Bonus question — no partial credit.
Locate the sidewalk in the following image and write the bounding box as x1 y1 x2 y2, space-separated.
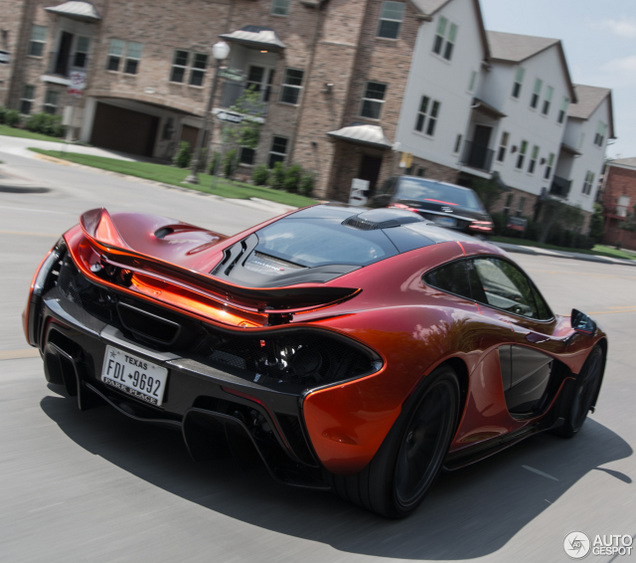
494 241 636 267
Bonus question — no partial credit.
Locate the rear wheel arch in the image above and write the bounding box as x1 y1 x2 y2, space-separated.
328 363 462 518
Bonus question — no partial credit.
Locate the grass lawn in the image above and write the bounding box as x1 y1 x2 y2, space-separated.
29 148 317 208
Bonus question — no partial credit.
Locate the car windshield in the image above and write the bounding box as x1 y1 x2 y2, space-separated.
254 219 397 267
395 178 484 211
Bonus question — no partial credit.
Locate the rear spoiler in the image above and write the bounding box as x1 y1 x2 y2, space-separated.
76 208 360 316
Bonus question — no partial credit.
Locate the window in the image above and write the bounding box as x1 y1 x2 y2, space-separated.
280 68 304 104
414 95 440 136
189 53 208 86
582 171 594 195
468 70 477 92
43 89 58 114
528 145 539 174
239 146 256 166
170 50 206 85
557 96 569 124
170 50 188 82
106 39 125 71
108 40 143 74
268 136 288 168
516 196 526 217
504 193 514 214
578 133 585 149
594 121 607 147
542 85 553 115
424 257 552 320
377 1 405 39
544 153 555 180
20 85 35 114
432 16 457 60
497 131 509 162
29 25 47 57
73 36 91 68
516 140 527 169
360 82 386 119
530 78 542 109
124 42 143 74
454 134 462 153
617 195 630 217
271 0 290 16
512 67 524 98
424 259 481 301
472 258 552 319
246 66 275 102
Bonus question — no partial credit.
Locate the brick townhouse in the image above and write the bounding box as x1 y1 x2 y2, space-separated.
0 0 615 228
601 158 636 250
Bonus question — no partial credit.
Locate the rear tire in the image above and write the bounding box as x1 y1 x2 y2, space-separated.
329 366 459 518
554 345 604 438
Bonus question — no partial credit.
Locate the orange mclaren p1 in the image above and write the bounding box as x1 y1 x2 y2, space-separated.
24 204 606 517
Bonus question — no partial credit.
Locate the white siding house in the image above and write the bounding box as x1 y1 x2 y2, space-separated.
563 84 614 213
481 32 577 200
395 0 489 172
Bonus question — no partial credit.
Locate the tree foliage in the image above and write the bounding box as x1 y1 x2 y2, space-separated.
620 204 636 232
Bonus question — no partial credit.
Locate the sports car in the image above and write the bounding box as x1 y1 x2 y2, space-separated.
23 204 606 518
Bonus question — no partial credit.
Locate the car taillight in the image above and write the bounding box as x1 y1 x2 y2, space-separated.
23 239 67 345
469 221 494 232
389 203 420 214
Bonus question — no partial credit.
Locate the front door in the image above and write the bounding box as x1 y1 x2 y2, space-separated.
358 154 383 195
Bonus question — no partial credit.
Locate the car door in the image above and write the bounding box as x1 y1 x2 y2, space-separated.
471 257 566 415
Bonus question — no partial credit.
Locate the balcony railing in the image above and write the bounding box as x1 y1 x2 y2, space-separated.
550 175 571 198
460 140 494 172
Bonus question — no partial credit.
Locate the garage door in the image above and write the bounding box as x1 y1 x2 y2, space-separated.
91 103 159 157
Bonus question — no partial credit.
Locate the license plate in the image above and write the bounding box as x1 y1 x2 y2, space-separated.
433 216 457 228
101 346 168 406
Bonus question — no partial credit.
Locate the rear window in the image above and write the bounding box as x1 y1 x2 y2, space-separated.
396 178 484 211
255 219 398 267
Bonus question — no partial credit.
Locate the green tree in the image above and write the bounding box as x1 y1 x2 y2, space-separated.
620 204 636 232
224 87 264 154
588 202 605 241
537 198 584 244
471 172 506 213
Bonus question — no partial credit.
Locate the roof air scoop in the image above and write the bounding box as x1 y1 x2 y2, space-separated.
342 208 425 230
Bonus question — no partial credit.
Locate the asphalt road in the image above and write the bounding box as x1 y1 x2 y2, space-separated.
1 139 634 563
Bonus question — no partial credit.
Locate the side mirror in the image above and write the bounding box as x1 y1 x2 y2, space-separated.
571 308 597 335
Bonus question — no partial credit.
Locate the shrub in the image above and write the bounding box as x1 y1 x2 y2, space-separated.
208 152 221 175
283 163 303 193
252 163 269 185
173 141 191 168
298 172 315 197
23 113 64 137
0 106 6 124
222 149 238 179
4 109 21 127
268 161 286 190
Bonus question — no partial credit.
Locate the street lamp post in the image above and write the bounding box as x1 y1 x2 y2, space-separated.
184 40 230 184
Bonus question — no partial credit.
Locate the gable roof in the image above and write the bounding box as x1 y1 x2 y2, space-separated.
486 30 576 102
569 84 615 139
410 0 490 59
